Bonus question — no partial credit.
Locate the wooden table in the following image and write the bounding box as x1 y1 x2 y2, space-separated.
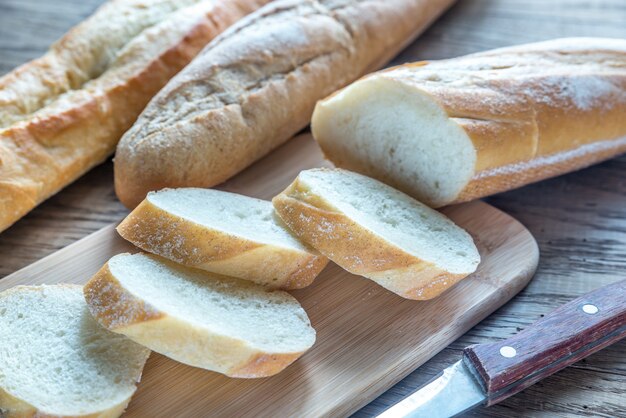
1 0 624 416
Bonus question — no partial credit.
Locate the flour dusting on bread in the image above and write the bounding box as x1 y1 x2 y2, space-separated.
313 38 626 207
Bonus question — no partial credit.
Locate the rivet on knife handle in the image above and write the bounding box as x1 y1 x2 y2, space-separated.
463 279 626 406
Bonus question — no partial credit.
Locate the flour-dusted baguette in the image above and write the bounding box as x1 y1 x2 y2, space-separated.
272 168 480 300
117 188 328 289
84 252 316 377
0 0 270 233
312 38 626 208
114 0 457 208
0 285 150 418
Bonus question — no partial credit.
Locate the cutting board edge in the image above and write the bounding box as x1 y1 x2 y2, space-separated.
338 257 538 418
324 202 540 417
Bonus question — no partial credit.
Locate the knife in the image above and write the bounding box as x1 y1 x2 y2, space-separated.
377 279 626 418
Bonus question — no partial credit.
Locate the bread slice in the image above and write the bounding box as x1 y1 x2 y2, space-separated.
117 188 328 290
84 252 316 378
0 285 150 418
311 38 626 208
272 168 481 300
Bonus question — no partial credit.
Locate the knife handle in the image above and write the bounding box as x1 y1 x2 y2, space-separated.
463 279 626 406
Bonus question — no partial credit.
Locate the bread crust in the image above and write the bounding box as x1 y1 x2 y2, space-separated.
116 196 328 289
84 256 313 378
0 388 35 418
272 174 469 300
313 38 626 207
0 0 269 233
114 0 457 208
0 389 129 418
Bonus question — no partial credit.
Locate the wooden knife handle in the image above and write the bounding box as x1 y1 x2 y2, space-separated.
463 279 626 406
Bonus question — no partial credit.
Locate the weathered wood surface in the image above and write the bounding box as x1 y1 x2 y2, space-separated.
0 0 625 416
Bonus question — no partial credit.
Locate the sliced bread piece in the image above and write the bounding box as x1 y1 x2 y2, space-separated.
0 285 150 418
272 168 481 300
84 252 316 378
117 188 328 289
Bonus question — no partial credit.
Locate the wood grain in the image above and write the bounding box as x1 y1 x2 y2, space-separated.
1 0 625 417
0 134 539 417
464 279 626 405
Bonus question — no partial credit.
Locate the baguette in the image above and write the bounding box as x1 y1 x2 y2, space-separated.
0 0 270 233
84 252 316 378
0 285 150 418
311 38 626 207
272 168 480 300
117 188 328 289
114 0 457 208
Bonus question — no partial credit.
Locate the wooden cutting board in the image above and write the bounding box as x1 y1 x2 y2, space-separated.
1 134 539 418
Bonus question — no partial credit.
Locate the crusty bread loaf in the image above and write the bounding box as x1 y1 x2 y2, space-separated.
0 285 150 418
312 38 626 208
84 252 316 378
114 0 457 208
0 0 269 233
272 168 480 300
117 188 328 289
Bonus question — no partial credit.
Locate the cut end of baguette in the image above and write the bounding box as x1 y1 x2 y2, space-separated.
312 75 477 208
273 168 480 300
85 253 316 378
0 285 150 418
117 188 328 289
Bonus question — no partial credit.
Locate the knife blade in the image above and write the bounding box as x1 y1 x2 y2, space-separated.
377 279 626 418
378 360 484 418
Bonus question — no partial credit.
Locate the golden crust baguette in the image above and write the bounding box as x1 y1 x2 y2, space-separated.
117 188 328 289
84 252 316 378
114 0 457 208
272 168 480 300
0 0 269 233
311 37 626 207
